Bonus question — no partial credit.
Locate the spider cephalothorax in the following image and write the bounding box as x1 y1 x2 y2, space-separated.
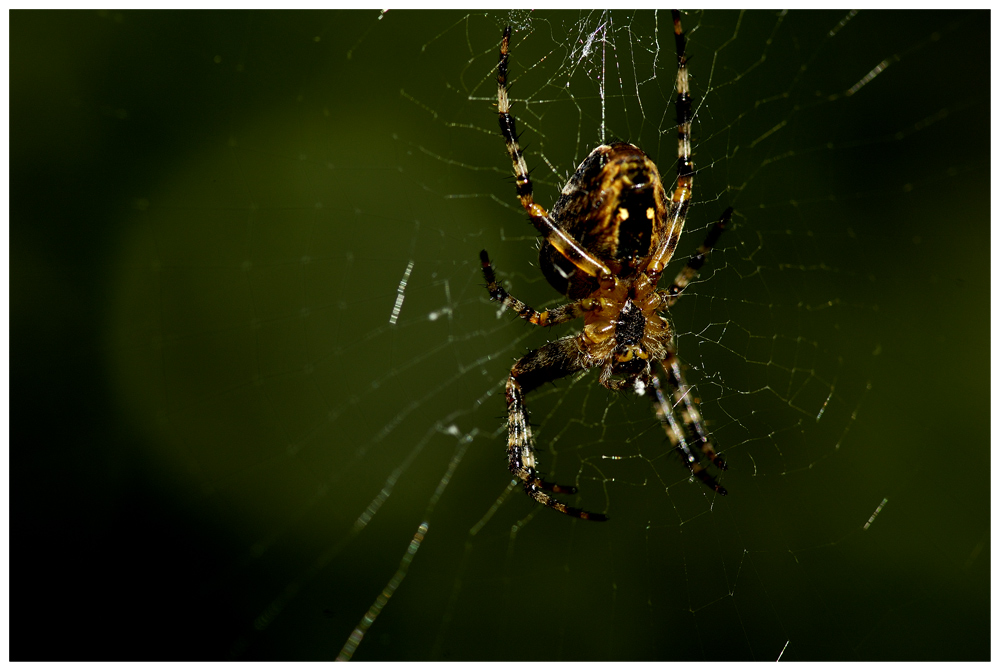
481 13 732 522
574 272 668 392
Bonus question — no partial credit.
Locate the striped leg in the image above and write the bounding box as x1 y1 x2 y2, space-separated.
650 357 727 495
659 207 732 307
496 26 612 281
506 337 609 521
480 250 604 326
647 10 695 278
662 354 728 473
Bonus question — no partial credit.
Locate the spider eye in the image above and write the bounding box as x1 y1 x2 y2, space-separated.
615 345 649 363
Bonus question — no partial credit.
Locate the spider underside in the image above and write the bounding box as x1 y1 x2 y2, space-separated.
481 12 732 521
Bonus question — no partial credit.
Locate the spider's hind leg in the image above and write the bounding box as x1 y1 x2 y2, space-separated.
495 27 612 281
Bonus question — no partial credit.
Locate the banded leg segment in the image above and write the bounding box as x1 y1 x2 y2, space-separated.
648 10 695 278
496 26 612 281
506 337 609 521
660 207 732 307
650 357 726 495
480 250 604 326
661 354 728 472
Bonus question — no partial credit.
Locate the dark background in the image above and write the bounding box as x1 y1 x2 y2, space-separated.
12 10 989 660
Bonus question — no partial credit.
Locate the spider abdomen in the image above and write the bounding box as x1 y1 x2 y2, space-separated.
540 143 669 298
614 184 656 262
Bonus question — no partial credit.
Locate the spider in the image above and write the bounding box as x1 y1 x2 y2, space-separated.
480 12 732 522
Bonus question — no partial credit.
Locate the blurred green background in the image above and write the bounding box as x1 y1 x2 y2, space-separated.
12 10 989 660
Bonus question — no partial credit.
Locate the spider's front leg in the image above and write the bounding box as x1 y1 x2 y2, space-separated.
650 356 727 495
505 336 608 522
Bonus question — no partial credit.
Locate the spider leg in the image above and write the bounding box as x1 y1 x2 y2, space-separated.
662 354 728 472
659 207 732 308
506 336 609 521
480 250 604 326
496 27 612 282
650 357 727 495
648 10 695 278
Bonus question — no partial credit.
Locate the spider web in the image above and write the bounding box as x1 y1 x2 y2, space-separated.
18 9 988 662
